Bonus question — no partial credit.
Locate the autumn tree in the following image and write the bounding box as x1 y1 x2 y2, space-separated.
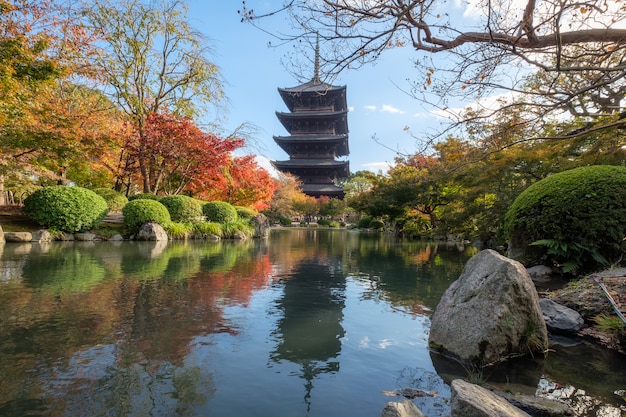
85 0 223 193
264 172 306 221
198 154 278 210
241 0 626 141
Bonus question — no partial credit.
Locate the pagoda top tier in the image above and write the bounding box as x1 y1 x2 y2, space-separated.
278 81 347 113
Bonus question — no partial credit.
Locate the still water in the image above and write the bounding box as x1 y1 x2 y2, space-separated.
0 228 624 417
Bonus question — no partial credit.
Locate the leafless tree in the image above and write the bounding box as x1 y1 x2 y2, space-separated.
240 0 626 143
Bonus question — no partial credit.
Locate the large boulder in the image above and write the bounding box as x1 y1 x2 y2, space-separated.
539 298 584 334
429 249 548 364
135 222 168 241
450 379 532 417
252 213 270 238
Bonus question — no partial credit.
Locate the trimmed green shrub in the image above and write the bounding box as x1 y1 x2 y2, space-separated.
504 165 626 273
279 216 292 226
357 217 373 229
128 193 161 201
317 219 331 226
93 188 128 212
235 206 257 221
122 199 171 232
159 195 203 222
369 219 385 230
328 221 341 228
23 185 108 233
203 201 238 223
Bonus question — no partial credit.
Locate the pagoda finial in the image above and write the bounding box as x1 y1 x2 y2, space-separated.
313 34 320 83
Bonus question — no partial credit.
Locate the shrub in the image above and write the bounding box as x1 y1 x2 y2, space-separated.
93 188 128 212
128 193 160 201
122 199 171 232
221 220 254 239
159 195 203 222
505 165 626 273
279 216 292 226
328 220 341 228
192 221 223 238
369 219 385 230
23 185 108 233
357 217 373 229
235 206 257 221
162 221 193 239
317 219 331 226
203 201 238 223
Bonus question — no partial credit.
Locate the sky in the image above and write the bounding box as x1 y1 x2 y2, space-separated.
185 1 453 176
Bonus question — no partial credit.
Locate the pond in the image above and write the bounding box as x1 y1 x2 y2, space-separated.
0 228 624 417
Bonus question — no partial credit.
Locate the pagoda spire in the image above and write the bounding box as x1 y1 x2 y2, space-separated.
313 35 320 83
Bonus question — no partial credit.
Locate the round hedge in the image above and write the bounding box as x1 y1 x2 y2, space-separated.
23 185 109 233
128 193 161 201
357 217 373 229
235 206 257 221
202 201 238 223
122 199 171 231
504 165 626 271
93 188 128 212
159 195 203 222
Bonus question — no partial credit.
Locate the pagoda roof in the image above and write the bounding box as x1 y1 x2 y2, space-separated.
273 134 349 157
272 159 350 178
278 81 347 112
276 110 348 134
301 183 345 198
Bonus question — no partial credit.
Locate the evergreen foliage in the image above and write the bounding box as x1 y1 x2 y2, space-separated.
128 193 161 201
235 206 257 221
203 201 238 223
23 186 109 233
159 195 203 222
93 188 128 212
357 217 373 229
122 199 171 232
505 165 626 273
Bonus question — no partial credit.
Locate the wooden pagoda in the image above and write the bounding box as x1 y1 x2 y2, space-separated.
272 51 350 198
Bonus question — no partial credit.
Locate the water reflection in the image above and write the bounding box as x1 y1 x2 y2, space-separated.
0 230 624 417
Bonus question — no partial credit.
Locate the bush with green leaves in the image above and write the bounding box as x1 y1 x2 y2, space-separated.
222 220 254 239
369 219 385 230
317 219 331 226
203 201 238 223
122 199 171 232
235 206 257 221
128 193 161 201
23 185 108 233
192 221 223 238
357 217 373 229
505 165 626 273
93 188 128 212
159 195 203 222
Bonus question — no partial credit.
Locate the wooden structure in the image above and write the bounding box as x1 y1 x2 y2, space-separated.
272 54 350 198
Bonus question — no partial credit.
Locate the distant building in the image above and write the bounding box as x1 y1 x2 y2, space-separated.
272 53 350 199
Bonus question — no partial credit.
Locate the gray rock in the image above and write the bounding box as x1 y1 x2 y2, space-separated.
539 298 584 334
253 213 270 238
450 379 532 417
4 232 32 242
233 231 248 240
31 230 52 243
381 400 426 417
496 390 573 417
75 232 96 241
429 249 548 364
527 265 556 282
0 224 4 243
135 222 168 241
108 234 124 241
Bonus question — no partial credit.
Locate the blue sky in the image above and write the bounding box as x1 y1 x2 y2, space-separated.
186 1 452 175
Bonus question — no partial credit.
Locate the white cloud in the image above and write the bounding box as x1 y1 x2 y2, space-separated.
364 105 377 111
348 106 355 112
362 161 393 173
381 104 405 114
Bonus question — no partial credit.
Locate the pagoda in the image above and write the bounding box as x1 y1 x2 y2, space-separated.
272 47 350 199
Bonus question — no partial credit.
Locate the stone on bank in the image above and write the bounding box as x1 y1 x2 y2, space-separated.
428 249 548 364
